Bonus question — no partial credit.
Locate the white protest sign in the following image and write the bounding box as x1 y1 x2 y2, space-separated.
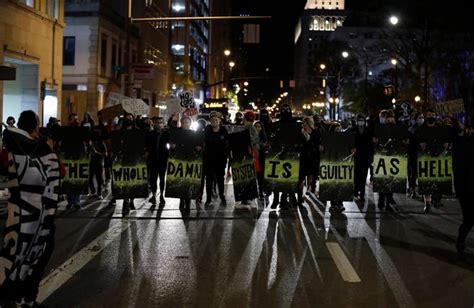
122 99 149 116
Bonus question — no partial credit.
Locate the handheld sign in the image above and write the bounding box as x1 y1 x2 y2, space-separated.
229 129 258 201
264 122 301 192
373 124 409 193
319 132 355 202
165 128 204 199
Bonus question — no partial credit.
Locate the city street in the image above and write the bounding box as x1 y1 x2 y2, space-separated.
2 181 472 308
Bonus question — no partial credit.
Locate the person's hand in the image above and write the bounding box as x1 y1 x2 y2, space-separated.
319 145 325 153
419 142 427 151
351 148 356 154
372 137 379 144
196 145 202 151
170 143 176 149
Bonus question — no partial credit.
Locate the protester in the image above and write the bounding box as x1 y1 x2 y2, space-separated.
6 116 15 128
416 108 450 213
65 113 82 209
353 113 373 202
88 130 107 199
300 117 319 198
0 110 65 307
81 112 95 131
254 121 267 199
452 120 474 260
145 116 169 207
203 111 228 206
234 112 243 125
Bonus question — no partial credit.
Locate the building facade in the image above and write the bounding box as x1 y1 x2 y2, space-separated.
169 0 209 106
294 0 346 107
62 0 170 122
0 0 64 125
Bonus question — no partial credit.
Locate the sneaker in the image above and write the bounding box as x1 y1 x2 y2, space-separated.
205 200 212 206
220 198 227 206
423 203 432 213
234 202 248 210
388 196 396 205
148 195 156 205
159 196 166 206
128 201 136 210
270 200 279 209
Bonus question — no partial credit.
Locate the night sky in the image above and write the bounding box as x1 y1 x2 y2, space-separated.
238 0 472 80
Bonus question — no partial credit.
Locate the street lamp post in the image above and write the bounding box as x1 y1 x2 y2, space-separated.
391 58 398 99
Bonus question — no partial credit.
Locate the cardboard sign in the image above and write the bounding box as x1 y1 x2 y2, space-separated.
432 98 465 115
122 98 149 116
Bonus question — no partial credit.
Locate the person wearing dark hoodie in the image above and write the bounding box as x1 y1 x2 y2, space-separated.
204 111 229 206
145 117 170 207
270 104 301 209
353 113 373 202
452 120 474 260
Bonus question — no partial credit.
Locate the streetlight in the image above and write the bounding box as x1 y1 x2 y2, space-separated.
342 51 349 58
224 49 231 57
320 63 326 70
391 58 398 98
414 95 421 102
243 81 249 87
389 15 399 25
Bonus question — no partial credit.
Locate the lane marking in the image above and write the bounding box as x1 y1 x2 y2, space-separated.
37 204 155 303
326 242 361 283
306 194 417 308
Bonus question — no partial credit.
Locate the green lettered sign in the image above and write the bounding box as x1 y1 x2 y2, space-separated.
112 164 148 199
165 159 203 199
232 157 258 201
264 155 300 193
417 155 452 195
62 159 89 194
318 160 354 201
373 154 408 193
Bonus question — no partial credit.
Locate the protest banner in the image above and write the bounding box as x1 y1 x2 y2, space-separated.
373 124 409 193
416 126 453 195
432 98 465 116
165 128 204 199
319 132 354 201
264 122 301 192
228 129 258 201
111 130 148 199
57 127 89 194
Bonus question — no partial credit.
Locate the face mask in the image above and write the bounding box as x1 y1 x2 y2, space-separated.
426 117 436 125
379 118 386 124
357 120 365 127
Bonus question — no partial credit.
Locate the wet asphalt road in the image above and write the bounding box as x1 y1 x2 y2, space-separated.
1 181 473 308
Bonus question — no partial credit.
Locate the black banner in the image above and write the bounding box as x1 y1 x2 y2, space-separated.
165 128 204 199
111 130 148 199
264 122 301 192
229 129 258 201
319 132 354 201
56 127 89 194
373 124 409 193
